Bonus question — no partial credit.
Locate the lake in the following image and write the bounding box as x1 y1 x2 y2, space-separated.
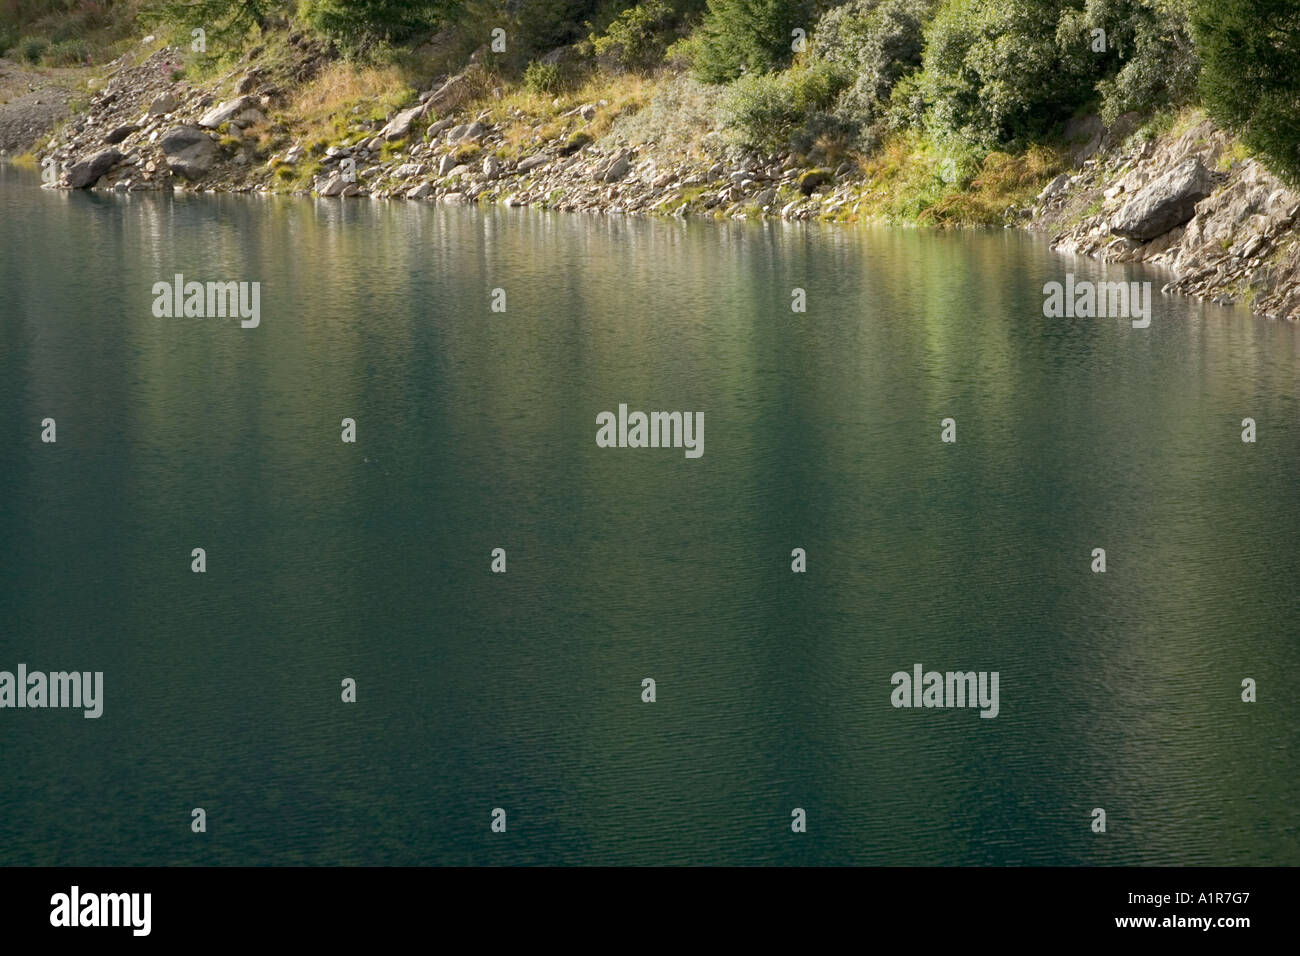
1 163 1298 865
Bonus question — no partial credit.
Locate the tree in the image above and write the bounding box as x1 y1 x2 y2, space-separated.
1193 0 1300 182
687 0 817 83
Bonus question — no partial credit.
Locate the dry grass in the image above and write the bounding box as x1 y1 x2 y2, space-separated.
281 60 414 148
848 132 1066 226
480 69 657 157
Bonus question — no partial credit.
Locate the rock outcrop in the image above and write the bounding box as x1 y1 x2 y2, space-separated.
1035 116 1300 320
1110 157 1215 240
66 147 123 187
159 125 217 179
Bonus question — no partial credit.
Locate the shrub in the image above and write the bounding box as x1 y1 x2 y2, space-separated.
142 0 277 48
17 34 47 63
814 0 936 100
1193 0 1300 182
812 0 937 147
916 0 1097 148
45 37 90 65
591 0 678 71
687 0 817 83
720 58 851 151
1058 0 1199 126
299 0 453 47
523 60 562 93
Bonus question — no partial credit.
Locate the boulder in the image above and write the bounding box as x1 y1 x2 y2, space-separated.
1111 157 1215 240
426 117 456 140
148 92 177 116
1037 173 1071 204
798 168 832 195
381 104 424 141
66 148 123 188
159 125 218 180
103 124 140 145
517 154 548 173
600 152 630 183
198 96 259 129
426 68 480 115
318 175 347 197
447 120 487 144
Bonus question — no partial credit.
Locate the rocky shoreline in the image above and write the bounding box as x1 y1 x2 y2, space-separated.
14 41 1300 322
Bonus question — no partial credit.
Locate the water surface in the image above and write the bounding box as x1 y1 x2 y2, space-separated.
2 163 1298 865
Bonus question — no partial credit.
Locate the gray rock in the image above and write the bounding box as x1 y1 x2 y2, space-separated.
447 120 487 144
482 155 501 179
426 69 480 114
407 182 434 199
318 175 346 197
198 96 259 129
66 148 123 188
159 125 218 180
1111 157 1215 240
438 154 457 176
1037 173 1071 204
425 116 456 140
1065 115 1105 163
381 104 424 141
517 154 548 173
103 123 140 145
148 92 177 116
601 153 630 183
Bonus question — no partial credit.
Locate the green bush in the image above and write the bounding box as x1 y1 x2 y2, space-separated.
523 60 562 93
45 37 90 65
812 0 937 147
17 34 47 63
686 0 817 83
591 0 677 70
142 0 278 47
1193 0 1300 182
720 58 851 150
916 0 1097 148
298 0 454 46
1058 0 1199 126
814 0 936 100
